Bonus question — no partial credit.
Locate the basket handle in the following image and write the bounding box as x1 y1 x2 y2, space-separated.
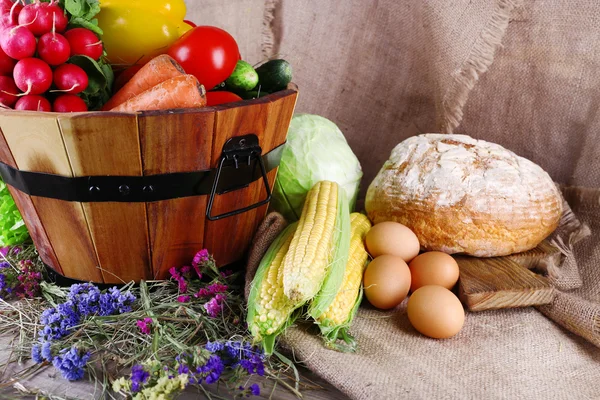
205 135 272 221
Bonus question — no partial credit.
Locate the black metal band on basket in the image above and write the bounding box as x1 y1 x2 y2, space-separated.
0 135 282 220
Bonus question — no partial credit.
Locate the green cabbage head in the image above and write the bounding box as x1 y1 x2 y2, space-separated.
270 114 363 221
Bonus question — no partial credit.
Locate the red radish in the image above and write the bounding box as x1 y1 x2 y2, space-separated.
53 94 87 112
0 0 17 12
0 45 16 75
64 28 103 60
0 75 18 107
14 94 51 111
47 3 68 33
13 58 52 95
18 2 67 36
0 1 23 31
0 25 36 60
0 0 13 10
37 32 70 66
53 63 88 94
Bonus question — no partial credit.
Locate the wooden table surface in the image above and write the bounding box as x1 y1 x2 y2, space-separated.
0 335 347 400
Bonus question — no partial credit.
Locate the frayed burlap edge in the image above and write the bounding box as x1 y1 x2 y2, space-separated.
262 0 281 59
536 185 600 348
244 212 288 300
440 0 524 133
543 188 591 290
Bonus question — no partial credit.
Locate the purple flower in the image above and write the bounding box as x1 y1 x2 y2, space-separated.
170 267 189 293
207 283 228 295
0 273 10 295
205 341 224 353
39 302 81 341
196 354 224 384
98 287 136 316
178 363 190 375
0 261 10 269
250 384 260 396
31 344 43 363
177 295 191 303
41 341 53 361
0 247 9 257
136 318 153 335
180 265 192 275
240 355 265 376
130 364 150 393
69 283 101 315
52 347 90 381
194 288 210 298
220 270 234 279
32 341 54 363
192 249 209 268
203 295 225 318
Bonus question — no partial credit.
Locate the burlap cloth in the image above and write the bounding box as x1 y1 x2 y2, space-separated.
239 0 600 398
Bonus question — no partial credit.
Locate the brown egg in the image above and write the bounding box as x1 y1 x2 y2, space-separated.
363 255 411 309
365 221 420 262
407 285 465 339
409 251 460 292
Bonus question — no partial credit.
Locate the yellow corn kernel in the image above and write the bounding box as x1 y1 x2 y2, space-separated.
248 225 296 342
282 181 339 305
318 213 371 326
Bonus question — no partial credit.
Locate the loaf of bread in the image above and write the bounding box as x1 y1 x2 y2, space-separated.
365 134 563 257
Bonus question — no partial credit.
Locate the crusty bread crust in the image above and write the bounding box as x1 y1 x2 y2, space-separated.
365 134 563 257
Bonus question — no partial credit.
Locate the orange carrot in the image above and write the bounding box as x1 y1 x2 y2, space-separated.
113 65 143 92
109 75 207 112
102 55 185 111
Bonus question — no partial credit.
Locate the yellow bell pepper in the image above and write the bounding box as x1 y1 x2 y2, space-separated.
97 0 191 65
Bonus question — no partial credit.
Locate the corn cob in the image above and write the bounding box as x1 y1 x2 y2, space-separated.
247 223 298 354
309 213 371 350
282 181 351 306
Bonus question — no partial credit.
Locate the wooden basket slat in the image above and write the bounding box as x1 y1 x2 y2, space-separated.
0 86 298 282
203 89 297 266
0 113 102 282
0 127 62 273
138 110 215 279
58 114 151 284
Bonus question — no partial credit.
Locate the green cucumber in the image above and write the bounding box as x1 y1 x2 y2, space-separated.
255 59 292 92
225 60 259 92
239 89 271 100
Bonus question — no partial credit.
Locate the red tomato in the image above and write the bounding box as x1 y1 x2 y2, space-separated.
167 26 239 90
206 91 243 106
183 19 196 28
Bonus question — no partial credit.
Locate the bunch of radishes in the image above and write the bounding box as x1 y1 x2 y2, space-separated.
0 0 102 112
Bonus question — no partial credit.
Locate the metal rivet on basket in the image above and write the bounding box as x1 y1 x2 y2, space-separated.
89 186 100 194
119 185 130 196
143 185 154 194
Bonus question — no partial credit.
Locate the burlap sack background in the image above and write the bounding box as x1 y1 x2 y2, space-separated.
187 0 600 398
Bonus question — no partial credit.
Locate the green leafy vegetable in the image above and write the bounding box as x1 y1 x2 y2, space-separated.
68 17 103 35
69 55 114 110
0 179 29 247
270 114 363 221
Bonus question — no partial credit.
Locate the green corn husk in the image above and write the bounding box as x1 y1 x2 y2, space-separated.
307 190 351 327
0 179 29 247
310 211 369 352
314 280 365 353
247 223 299 355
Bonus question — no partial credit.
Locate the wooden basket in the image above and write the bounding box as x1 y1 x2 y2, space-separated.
0 86 298 284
